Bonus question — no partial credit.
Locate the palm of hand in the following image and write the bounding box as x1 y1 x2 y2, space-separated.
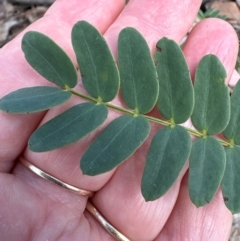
0 0 238 240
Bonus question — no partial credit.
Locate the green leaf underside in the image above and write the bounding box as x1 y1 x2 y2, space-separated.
0 86 71 113
28 103 108 152
223 80 240 144
118 28 159 114
142 125 191 201
191 55 230 135
188 137 226 207
80 115 150 175
222 146 240 213
72 21 119 102
154 37 194 124
22 32 77 89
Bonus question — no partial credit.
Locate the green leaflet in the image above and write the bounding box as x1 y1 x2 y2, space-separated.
222 146 240 213
154 37 194 124
118 27 159 114
142 125 191 201
80 115 150 175
0 86 71 113
188 137 226 207
22 32 77 89
223 80 240 145
28 103 108 152
191 55 230 135
72 21 119 102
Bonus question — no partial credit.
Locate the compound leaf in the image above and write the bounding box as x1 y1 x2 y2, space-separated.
222 146 240 213
28 103 107 152
191 55 230 135
223 80 240 145
72 21 119 102
0 86 71 113
118 27 158 114
142 125 191 201
22 32 77 88
189 137 226 207
81 115 150 175
154 37 194 124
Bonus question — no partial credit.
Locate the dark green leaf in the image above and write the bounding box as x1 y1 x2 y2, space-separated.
188 137 226 207
81 115 150 175
118 27 158 114
208 9 220 18
22 32 77 88
154 37 194 124
72 21 119 102
142 125 191 201
191 55 230 135
222 146 240 213
28 103 107 152
0 86 71 113
223 80 240 144
197 10 205 20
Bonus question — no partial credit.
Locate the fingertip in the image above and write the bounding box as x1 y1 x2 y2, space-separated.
183 18 239 84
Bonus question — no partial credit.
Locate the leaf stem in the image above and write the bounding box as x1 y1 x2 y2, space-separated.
217 138 231 147
143 115 171 126
104 102 135 115
184 127 203 138
70 89 232 147
70 89 98 103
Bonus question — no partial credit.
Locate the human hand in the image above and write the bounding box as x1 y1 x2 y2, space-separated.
0 0 238 240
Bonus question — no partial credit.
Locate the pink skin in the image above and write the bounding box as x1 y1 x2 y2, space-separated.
0 0 238 240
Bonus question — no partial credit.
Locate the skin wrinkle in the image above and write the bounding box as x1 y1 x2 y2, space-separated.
53 215 88 241
131 200 158 237
157 173 232 240
198 206 221 240
28 180 88 240
1 178 40 239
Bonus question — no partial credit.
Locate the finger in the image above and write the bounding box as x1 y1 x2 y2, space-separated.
105 0 201 56
229 69 240 89
0 0 125 172
0 165 116 241
156 173 232 241
155 18 238 241
183 18 238 83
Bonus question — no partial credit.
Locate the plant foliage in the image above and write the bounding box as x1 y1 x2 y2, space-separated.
118 27 158 114
22 32 78 89
197 9 227 20
72 21 119 102
189 137 226 206
154 37 194 124
0 86 72 113
1 21 239 213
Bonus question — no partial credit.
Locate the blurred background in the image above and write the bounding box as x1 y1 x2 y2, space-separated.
0 0 240 240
